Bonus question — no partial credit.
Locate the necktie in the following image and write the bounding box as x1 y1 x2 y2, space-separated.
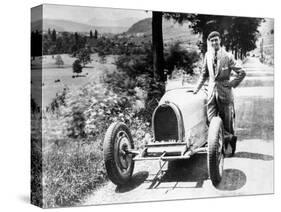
213 50 217 76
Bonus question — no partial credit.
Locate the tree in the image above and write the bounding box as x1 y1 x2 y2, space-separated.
164 13 224 54
74 32 87 50
90 30 93 39
224 17 263 59
94 30 98 39
74 32 79 44
186 14 226 54
72 60 83 74
55 37 63 54
152 11 165 82
51 29 56 42
164 42 200 75
164 13 263 59
48 28 51 36
55 55 64 68
76 48 92 67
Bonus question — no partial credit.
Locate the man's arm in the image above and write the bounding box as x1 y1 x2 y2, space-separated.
194 55 209 94
228 55 246 88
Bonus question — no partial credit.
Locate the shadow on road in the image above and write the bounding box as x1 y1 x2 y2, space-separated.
115 171 149 193
217 169 247 191
114 152 257 193
144 155 209 189
164 154 209 184
234 152 273 161
148 154 247 191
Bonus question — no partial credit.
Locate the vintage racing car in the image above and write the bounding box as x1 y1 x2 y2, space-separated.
103 82 225 188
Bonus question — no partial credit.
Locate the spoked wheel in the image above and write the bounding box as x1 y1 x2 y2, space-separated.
103 122 135 186
207 116 224 187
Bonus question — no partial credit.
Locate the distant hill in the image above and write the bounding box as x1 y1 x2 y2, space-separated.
127 18 200 47
31 19 128 34
88 17 140 28
127 18 152 34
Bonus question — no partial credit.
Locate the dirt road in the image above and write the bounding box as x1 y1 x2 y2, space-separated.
83 57 274 205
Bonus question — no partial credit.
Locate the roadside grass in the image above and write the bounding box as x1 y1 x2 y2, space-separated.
43 139 106 208
41 82 151 208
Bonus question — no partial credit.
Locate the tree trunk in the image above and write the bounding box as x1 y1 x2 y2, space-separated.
152 11 165 82
202 32 208 54
234 47 238 60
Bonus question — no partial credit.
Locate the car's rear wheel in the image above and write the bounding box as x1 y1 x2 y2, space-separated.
103 122 135 186
207 116 224 187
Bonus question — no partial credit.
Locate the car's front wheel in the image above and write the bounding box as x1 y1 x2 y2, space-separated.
103 122 135 186
207 116 224 187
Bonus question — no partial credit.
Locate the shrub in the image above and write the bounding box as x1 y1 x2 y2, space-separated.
105 46 165 122
48 88 68 113
55 55 64 68
42 82 151 207
72 60 82 74
165 41 200 75
76 48 93 67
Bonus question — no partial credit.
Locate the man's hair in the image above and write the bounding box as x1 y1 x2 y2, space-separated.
207 31 221 40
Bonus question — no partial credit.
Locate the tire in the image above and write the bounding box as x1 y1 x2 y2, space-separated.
207 116 224 187
103 122 135 186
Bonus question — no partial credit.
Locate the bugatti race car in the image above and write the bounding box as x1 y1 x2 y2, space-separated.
103 83 225 187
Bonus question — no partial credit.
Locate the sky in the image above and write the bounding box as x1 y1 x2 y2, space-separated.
36 4 152 26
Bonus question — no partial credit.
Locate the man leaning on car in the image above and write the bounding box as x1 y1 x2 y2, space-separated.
193 31 246 156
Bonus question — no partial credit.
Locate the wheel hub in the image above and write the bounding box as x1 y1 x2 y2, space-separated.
116 131 131 171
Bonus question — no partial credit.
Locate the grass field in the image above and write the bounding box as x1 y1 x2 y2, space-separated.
31 54 117 109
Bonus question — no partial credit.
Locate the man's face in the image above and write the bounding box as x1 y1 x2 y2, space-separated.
209 36 221 51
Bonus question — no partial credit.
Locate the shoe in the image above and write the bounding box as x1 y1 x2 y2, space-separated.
230 135 237 156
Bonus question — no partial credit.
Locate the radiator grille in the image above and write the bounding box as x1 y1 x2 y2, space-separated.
154 105 179 141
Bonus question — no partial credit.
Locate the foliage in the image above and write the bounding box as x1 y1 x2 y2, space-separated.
106 54 152 94
76 48 93 67
55 55 64 67
223 17 263 59
89 30 93 39
73 32 87 54
42 82 151 207
42 30 87 55
41 29 150 59
72 60 83 74
47 88 68 113
51 29 56 42
164 13 263 58
105 45 165 122
164 41 200 75
94 30 98 39
43 141 106 207
31 114 43 207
